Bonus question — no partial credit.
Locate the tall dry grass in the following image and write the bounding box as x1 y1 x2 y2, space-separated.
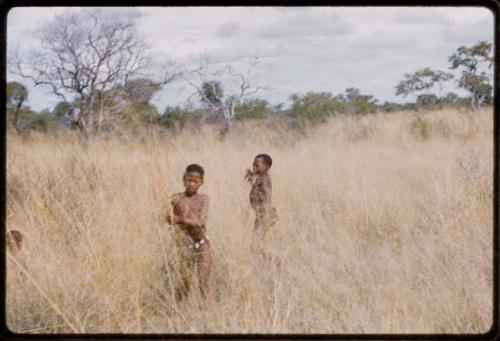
6 108 494 334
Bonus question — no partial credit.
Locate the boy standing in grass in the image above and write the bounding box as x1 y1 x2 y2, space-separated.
246 154 278 262
167 164 211 300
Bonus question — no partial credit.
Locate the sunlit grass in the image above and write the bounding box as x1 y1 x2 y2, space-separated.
6 108 493 333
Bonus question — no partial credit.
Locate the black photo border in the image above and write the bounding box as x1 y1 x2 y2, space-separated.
0 1 498 340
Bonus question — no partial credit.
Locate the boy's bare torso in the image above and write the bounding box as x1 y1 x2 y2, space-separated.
171 192 209 241
249 173 272 210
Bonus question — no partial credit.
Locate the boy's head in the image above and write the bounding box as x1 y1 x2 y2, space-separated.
7 230 23 254
183 164 204 195
253 154 272 175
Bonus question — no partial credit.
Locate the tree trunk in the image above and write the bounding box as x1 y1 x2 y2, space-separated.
77 117 91 139
471 95 480 112
97 92 105 135
218 117 232 139
82 95 97 138
76 103 94 139
13 105 22 134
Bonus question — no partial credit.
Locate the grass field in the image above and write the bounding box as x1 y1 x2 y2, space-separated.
6 108 494 334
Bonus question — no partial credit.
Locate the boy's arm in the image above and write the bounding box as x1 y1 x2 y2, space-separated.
260 176 275 221
261 175 272 206
166 193 182 224
199 195 210 226
170 193 182 208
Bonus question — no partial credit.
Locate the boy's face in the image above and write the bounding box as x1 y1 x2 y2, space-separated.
253 157 269 175
183 171 203 195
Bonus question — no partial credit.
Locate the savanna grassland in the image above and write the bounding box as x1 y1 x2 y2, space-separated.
6 108 494 334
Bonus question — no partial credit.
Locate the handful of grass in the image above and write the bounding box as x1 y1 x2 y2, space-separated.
245 168 255 184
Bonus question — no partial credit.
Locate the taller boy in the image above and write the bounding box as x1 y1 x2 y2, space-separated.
167 164 211 299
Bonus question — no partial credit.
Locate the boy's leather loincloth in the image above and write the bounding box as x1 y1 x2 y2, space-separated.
170 229 210 289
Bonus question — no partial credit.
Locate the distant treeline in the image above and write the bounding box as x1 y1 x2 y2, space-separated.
6 82 487 136
7 8 493 138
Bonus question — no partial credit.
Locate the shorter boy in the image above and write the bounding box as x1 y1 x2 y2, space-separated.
167 164 211 299
247 154 278 261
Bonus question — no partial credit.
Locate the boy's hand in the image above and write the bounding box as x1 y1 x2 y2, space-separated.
245 168 255 183
166 214 177 225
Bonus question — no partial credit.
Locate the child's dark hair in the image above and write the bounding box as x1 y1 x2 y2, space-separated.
256 154 272 168
186 164 205 177
8 230 23 246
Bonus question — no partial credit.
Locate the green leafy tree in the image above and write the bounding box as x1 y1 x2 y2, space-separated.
7 107 33 133
8 106 59 133
52 101 79 129
438 92 470 108
443 92 459 103
289 92 345 124
200 81 224 108
378 101 410 113
343 88 378 115
52 101 72 119
449 41 493 110
273 103 285 112
234 99 272 121
159 106 203 130
416 94 440 108
26 109 60 132
120 102 160 131
123 78 162 104
97 80 163 132
6 81 28 133
395 67 454 106
195 80 228 129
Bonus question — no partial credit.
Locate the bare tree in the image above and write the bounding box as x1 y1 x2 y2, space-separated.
9 8 177 138
182 55 268 136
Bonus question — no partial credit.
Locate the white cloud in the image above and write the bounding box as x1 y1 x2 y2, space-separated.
6 6 494 111
217 21 242 38
255 11 355 39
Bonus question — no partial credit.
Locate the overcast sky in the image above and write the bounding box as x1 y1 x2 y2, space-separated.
7 6 494 112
